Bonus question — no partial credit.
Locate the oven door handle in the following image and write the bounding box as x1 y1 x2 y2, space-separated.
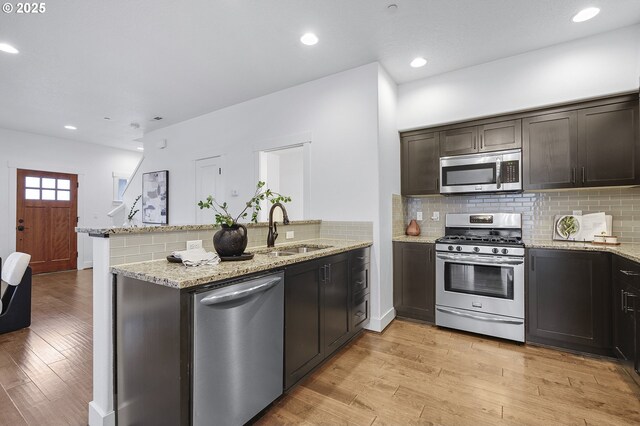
436 253 524 265
437 307 524 325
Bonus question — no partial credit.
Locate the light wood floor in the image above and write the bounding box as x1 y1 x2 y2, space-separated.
259 320 640 425
2 270 640 425
0 269 92 426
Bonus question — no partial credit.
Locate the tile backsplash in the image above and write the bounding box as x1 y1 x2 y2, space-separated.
396 187 640 243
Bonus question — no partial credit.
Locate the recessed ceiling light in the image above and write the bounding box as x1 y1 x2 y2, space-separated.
136 147 144 151
103 117 111 120
572 7 600 22
410 57 427 68
300 33 319 46
0 43 19 54
64 125 77 130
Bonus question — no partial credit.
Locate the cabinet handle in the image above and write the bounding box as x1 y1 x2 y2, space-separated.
530 256 535 271
582 167 585 184
621 270 640 276
327 264 331 282
355 311 365 318
480 134 484 150
355 280 365 286
622 289 626 311
473 136 477 149
571 168 576 184
356 256 366 261
435 177 439 190
625 291 637 313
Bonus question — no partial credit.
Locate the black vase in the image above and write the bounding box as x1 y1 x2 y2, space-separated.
213 224 248 257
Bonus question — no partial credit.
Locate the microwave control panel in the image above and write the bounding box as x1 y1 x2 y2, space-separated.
500 161 520 183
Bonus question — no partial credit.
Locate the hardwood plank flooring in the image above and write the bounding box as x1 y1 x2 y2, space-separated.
2 269 639 425
260 320 640 425
0 269 92 426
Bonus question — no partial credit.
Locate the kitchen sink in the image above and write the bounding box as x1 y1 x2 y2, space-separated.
263 244 331 257
266 251 296 257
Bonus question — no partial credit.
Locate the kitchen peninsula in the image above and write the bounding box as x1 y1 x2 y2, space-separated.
76 220 373 425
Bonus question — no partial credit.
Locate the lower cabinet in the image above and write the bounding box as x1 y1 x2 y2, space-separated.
284 248 370 390
392 242 435 322
612 256 640 386
526 249 612 355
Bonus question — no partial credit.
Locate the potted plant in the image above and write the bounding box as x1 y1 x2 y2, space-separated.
198 181 291 257
123 195 141 227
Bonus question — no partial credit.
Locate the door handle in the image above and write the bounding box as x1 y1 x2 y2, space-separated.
17 225 25 231
199 277 281 305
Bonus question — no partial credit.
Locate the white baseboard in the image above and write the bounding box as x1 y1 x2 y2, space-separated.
80 261 93 270
88 401 115 426
365 307 396 332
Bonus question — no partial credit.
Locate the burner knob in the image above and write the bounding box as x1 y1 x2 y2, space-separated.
492 248 499 254
456 246 462 252
501 248 509 255
473 247 480 253
448 245 454 251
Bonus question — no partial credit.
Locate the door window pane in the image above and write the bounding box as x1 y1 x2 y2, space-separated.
25 177 40 188
42 178 56 189
42 189 56 200
25 188 40 199
57 179 71 190
57 190 70 201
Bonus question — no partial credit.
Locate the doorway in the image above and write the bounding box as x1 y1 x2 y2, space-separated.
16 169 78 274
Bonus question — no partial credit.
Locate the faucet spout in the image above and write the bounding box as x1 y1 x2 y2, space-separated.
267 202 290 247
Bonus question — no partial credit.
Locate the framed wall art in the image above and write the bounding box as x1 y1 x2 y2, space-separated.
142 170 169 224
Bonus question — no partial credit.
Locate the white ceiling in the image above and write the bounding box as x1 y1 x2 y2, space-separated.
1 0 639 151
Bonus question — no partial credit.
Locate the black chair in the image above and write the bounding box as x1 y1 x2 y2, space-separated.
0 256 32 334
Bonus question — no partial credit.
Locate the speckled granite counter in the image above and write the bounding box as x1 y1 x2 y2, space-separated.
392 235 438 244
76 220 321 237
528 241 640 263
111 239 371 289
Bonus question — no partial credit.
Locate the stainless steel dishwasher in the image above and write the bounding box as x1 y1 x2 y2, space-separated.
193 272 284 426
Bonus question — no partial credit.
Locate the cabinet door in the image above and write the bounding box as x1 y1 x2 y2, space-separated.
393 242 435 322
401 132 440 195
527 249 611 355
523 112 578 190
613 257 637 362
578 102 640 187
478 119 522 152
323 253 351 355
284 260 324 390
440 126 478 157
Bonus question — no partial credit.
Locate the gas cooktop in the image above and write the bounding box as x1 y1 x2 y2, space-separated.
436 234 524 247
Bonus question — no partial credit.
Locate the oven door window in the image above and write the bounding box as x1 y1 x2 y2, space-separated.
442 163 496 186
444 262 514 299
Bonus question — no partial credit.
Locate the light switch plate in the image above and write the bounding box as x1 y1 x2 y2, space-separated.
186 240 203 250
431 212 440 221
416 212 423 221
286 231 295 239
573 210 583 216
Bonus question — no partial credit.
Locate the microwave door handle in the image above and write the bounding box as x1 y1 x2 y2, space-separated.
495 158 502 189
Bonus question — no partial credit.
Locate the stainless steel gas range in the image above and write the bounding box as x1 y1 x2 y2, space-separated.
435 213 525 342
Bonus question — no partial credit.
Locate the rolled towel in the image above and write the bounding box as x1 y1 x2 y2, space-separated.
172 248 220 267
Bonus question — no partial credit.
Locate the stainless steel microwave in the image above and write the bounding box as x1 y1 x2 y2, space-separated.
440 149 522 194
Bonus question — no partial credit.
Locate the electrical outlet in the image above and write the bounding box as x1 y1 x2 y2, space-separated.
416 211 423 221
572 210 583 216
286 231 295 239
186 240 202 250
431 211 440 221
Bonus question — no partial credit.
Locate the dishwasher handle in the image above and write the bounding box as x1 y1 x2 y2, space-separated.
200 277 282 305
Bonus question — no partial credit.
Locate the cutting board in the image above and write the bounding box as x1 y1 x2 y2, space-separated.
553 213 612 242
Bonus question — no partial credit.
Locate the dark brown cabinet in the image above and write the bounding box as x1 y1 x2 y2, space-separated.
612 256 640 386
284 248 370 390
401 131 440 195
523 111 578 190
440 120 522 157
393 242 435 323
578 102 639 187
526 249 611 356
524 102 640 190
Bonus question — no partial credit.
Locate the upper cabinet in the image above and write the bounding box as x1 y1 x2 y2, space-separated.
401 131 440 195
440 120 522 157
578 102 639 187
523 101 639 190
523 111 578 190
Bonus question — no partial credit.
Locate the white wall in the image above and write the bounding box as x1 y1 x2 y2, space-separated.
375 64 400 331
398 24 640 130
0 128 141 267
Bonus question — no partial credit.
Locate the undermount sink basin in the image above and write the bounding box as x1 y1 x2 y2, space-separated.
264 245 331 257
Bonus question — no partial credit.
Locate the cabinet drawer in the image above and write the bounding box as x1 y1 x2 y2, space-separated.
352 292 369 329
352 265 369 295
350 247 370 269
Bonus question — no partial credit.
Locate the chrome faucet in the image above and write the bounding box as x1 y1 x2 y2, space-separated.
267 203 290 247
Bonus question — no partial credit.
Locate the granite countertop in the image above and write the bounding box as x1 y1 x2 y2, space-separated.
76 220 321 236
392 235 438 244
111 238 371 289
